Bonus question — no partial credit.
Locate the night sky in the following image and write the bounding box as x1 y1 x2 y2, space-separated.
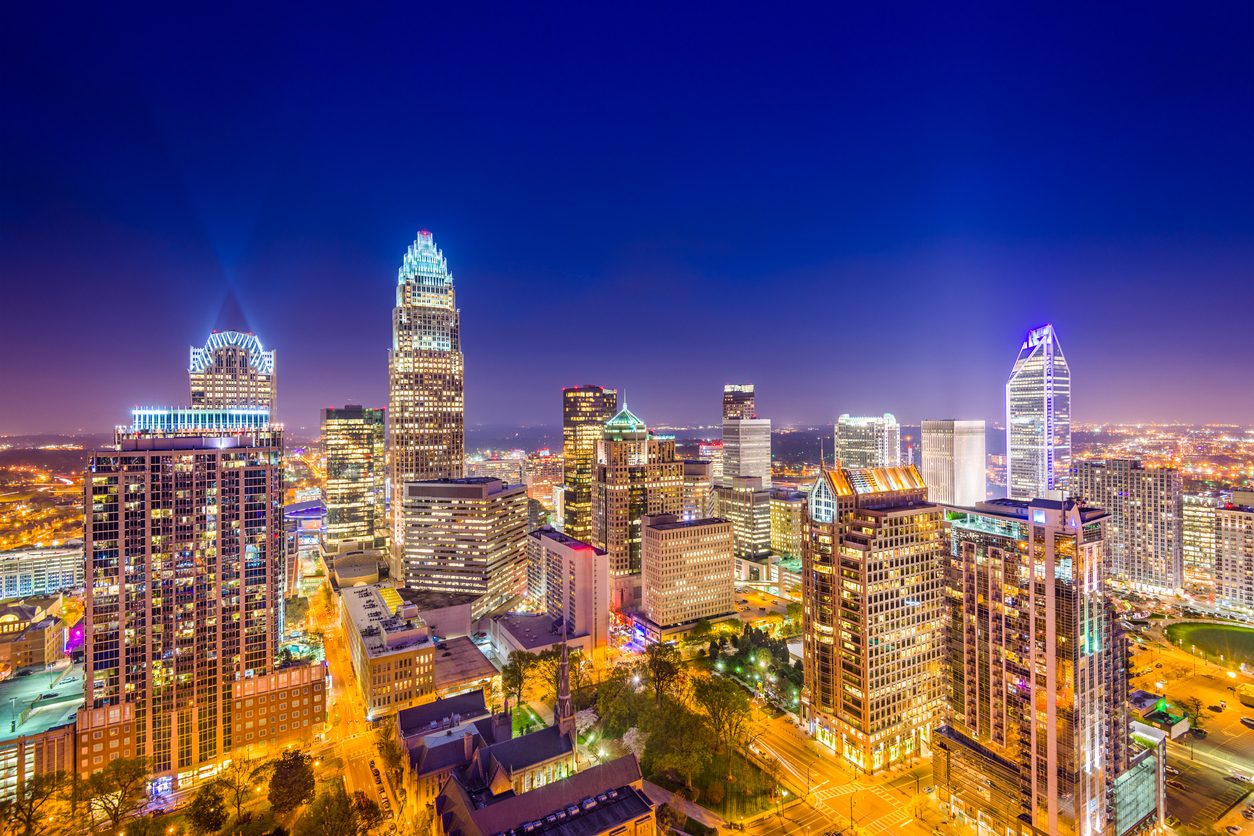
3 4 1251 435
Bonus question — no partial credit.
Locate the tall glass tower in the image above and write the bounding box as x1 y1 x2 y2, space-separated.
389 231 465 544
1006 324 1071 499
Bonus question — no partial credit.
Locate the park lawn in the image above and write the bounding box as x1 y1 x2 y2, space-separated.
1166 622 1254 667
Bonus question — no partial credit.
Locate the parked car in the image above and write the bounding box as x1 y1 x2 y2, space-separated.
1166 780 1185 790
1164 765 1180 776
1241 717 1254 729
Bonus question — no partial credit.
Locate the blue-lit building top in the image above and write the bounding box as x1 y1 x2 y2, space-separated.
129 407 272 433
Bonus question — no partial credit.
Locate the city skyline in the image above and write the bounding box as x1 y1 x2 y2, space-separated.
3 6 1252 434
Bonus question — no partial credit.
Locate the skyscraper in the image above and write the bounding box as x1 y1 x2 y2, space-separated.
920 419 986 506
561 385 618 542
401 477 528 619
1216 502 1254 614
321 405 386 546
189 330 276 411
681 459 715 520
389 231 465 545
591 406 683 609
1006 324 1071 500
1072 459 1183 595
1182 492 1220 594
801 465 945 772
641 514 734 636
937 498 1141 836
722 384 756 419
84 408 323 779
834 414 901 469
713 476 771 559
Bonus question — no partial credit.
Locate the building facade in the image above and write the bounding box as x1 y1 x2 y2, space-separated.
834 414 901 469
523 453 564 511
533 528 611 650
1006 324 1071 500
920 419 986 506
939 499 1133 836
681 459 715 520
321 405 386 546
341 584 436 720
713 476 772 559
389 231 466 545
1071 459 1183 595
0 544 83 599
641 514 734 631
801 465 944 773
769 488 805 559
722 417 772 487
722 383 756 419
1182 492 1220 594
188 330 276 411
1216 503 1254 614
561 385 618 542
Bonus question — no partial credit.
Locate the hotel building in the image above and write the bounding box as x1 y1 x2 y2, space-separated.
321 404 386 545
920 419 986 506
530 528 611 650
1006 324 1071 499
561 385 618 542
188 330 276 411
641 514 735 635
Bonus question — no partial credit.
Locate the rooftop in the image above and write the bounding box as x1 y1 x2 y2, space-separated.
343 585 431 657
434 637 498 691
494 614 584 651
0 663 84 743
398 689 489 738
644 515 729 531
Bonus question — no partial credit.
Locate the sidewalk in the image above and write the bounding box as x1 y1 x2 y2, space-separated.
643 780 728 831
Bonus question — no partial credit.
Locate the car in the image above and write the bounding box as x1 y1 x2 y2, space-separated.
923 785 935 794
1155 662 1163 668
1167 780 1185 790
1165 765 1180 776
1221 700 1228 709
1192 728 1208 738
1226 826 1241 834
1243 809 1254 820
369 759 376 768
1242 717 1254 729
1232 772 1251 783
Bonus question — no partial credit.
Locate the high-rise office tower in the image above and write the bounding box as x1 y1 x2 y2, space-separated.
321 405 386 546
722 421 771 488
84 408 303 777
699 440 724 483
713 476 771 559
681 459 715 520
920 419 986 506
801 465 945 773
389 231 465 545
769 488 805 559
523 453 564 511
722 384 756 420
1071 459 1183 595
591 407 683 609
641 514 734 633
561 386 618 542
1216 502 1254 614
189 330 276 411
1006 324 1071 500
401 478 528 619
1182 492 1220 593
937 499 1141 836
834 414 901 469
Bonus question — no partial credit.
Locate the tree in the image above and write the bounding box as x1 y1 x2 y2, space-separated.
643 703 712 802
351 790 383 832
644 643 683 705
689 619 712 640
215 756 271 823
692 677 751 780
186 785 230 834
85 757 150 831
597 666 643 736
501 651 531 707
293 784 357 836
374 725 405 785
268 750 315 814
1180 695 1207 730
0 770 70 836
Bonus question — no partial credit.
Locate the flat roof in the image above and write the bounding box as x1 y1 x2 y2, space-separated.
0 663 83 743
495 613 586 650
434 637 498 690
342 585 431 658
645 516 729 531
397 588 483 610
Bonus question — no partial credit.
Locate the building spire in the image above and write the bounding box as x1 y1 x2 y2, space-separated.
556 618 575 740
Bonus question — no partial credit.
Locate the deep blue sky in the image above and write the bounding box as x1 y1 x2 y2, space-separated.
2 3 1252 434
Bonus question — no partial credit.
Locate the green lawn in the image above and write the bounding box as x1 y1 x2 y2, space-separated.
1166 622 1254 667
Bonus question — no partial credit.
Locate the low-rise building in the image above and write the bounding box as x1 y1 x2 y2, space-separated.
490 613 595 658
229 662 326 757
0 597 66 674
0 543 84 599
341 585 436 720
1 664 85 800
434 636 500 706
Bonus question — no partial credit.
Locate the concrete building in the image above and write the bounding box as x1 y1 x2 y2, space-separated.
402 478 528 619
681 459 715 520
769 488 805 559
0 543 84 599
535 528 611 650
938 498 1142 836
341 584 436 720
188 330 276 411
640 514 734 635
722 417 772 488
834 414 901 469
0 598 65 674
1182 492 1220 594
920 419 985 506
1006 324 1071 500
713 476 772 559
699 440 724 484
321 404 386 546
1216 503 1254 614
801 465 945 773
722 383 756 419
561 385 618 542
389 231 466 546
0 664 88 801
591 407 684 610
1071 459 1183 595
84 408 321 781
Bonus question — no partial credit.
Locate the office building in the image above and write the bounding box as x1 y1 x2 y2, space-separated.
1216 503 1254 614
561 385 618 542
801 465 944 773
389 231 466 545
525 528 612 650
466 454 524 484
769 488 805 559
722 417 772 487
1006 324 1071 499
321 405 386 545
713 476 772 559
1182 492 1219 593
1072 459 1183 595
402 478 528 619
341 584 436 720
640 514 734 635
722 383 756 419
834 414 901 469
0 543 84 599
920 419 986 506
591 407 684 609
523 452 564 510
699 440 724 483
84 408 322 780
681 459 715 520
188 330 276 411
938 498 1140 836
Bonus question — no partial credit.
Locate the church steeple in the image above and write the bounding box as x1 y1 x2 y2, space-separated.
555 621 575 740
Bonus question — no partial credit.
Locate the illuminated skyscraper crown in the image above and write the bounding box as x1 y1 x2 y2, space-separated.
189 330 275 375
398 229 452 288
